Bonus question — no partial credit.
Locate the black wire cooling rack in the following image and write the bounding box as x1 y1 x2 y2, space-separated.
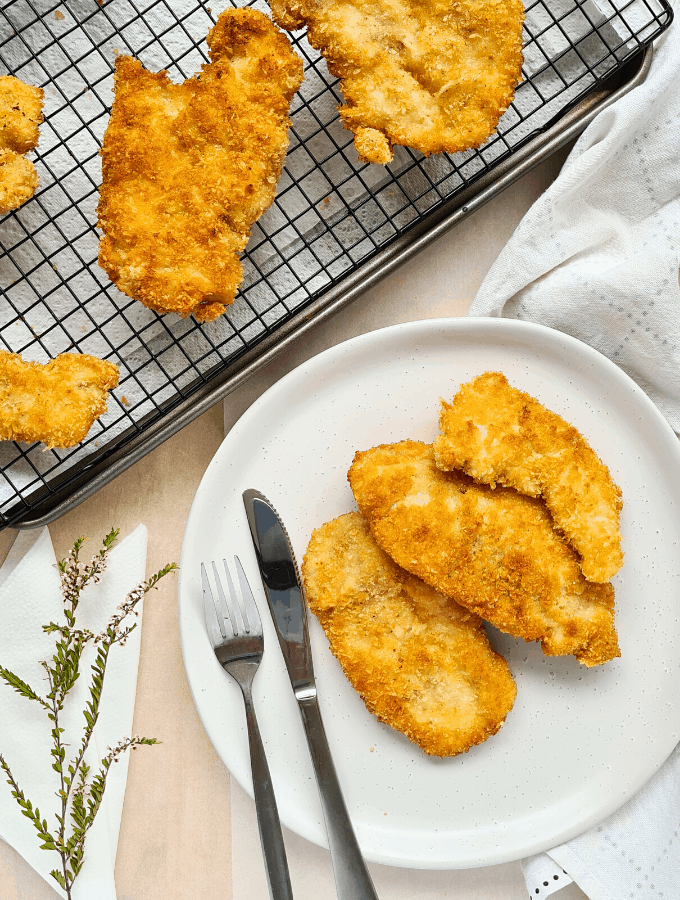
0 0 673 529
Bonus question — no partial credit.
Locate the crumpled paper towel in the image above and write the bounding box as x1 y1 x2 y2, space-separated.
0 525 147 900
469 14 680 434
468 10 680 900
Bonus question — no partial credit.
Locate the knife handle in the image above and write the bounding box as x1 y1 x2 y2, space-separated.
242 685 294 900
297 694 379 900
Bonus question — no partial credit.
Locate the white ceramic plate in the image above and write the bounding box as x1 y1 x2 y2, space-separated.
178 318 680 869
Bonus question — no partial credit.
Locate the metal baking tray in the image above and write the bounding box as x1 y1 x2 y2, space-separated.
0 0 672 529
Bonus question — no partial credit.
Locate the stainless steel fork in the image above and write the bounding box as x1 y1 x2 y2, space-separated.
202 556 293 900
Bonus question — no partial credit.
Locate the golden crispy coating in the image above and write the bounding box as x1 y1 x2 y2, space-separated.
97 9 304 321
302 512 516 756
434 372 624 582
0 351 119 449
269 0 524 164
0 75 43 154
0 148 39 214
0 75 43 214
348 441 620 667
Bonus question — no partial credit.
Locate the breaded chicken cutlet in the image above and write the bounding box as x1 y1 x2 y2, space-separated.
349 441 620 667
97 9 303 322
0 351 119 449
302 512 516 756
0 75 43 214
434 372 623 582
269 0 524 165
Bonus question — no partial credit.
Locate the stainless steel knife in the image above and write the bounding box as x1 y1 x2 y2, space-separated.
243 489 379 900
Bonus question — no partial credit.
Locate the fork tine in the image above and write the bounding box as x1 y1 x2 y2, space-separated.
222 559 247 635
201 562 226 643
211 561 235 638
234 555 262 637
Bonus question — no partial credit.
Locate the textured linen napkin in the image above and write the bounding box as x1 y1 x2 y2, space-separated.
468 12 680 900
0 525 147 900
469 15 680 433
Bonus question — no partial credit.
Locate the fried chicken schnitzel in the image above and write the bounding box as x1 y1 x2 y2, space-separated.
269 0 524 164
0 75 43 214
0 351 119 449
302 511 516 756
349 441 619 667
434 372 624 582
97 9 303 321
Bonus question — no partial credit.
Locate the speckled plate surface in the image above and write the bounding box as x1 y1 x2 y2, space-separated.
178 317 680 869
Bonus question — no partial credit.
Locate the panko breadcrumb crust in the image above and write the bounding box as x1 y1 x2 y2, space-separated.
302 511 516 756
349 440 620 667
0 75 43 214
97 8 303 321
434 372 624 582
0 351 119 449
269 0 524 164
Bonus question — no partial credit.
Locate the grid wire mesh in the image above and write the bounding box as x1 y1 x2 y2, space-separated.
0 0 673 528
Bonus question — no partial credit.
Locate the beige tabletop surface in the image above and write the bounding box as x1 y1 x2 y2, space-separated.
0 144 589 900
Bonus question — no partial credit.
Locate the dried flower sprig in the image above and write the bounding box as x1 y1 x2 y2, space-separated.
0 529 177 899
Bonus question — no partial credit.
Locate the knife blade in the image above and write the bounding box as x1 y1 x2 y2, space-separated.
242 489 314 697
243 489 379 900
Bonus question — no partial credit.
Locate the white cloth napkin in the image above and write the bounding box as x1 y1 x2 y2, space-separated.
468 11 680 900
0 525 147 900
521 745 680 899
469 16 680 434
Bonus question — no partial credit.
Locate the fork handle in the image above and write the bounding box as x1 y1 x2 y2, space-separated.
242 685 294 900
297 694 379 900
